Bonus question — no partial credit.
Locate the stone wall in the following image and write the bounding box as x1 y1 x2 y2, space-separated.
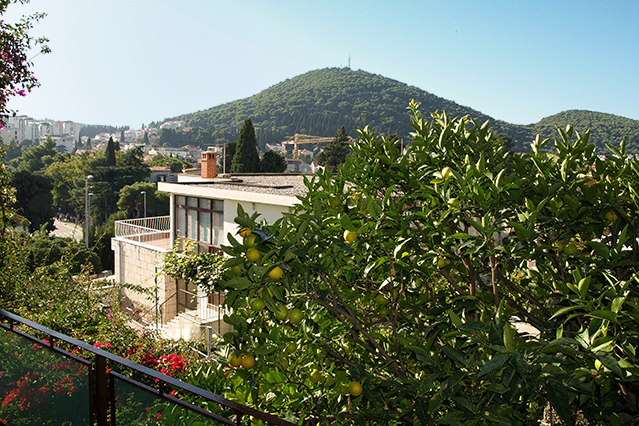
111 238 177 324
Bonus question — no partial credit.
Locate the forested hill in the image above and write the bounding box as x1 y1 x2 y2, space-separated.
174 67 490 149
494 110 639 153
173 68 639 153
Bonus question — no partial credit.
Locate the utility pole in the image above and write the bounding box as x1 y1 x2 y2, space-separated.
85 175 93 249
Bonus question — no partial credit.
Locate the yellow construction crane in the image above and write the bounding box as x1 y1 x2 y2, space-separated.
291 134 334 159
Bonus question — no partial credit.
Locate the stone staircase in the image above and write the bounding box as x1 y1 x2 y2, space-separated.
161 309 233 341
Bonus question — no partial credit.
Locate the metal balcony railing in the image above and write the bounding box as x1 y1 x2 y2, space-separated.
0 309 296 426
114 216 171 250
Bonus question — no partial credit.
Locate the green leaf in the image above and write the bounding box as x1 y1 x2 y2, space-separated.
586 310 618 323
339 213 356 232
546 379 571 425
224 276 252 290
587 241 609 259
441 345 466 367
550 305 587 320
478 353 510 377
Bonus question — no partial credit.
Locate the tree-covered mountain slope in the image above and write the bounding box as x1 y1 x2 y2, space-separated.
494 110 639 153
173 68 639 153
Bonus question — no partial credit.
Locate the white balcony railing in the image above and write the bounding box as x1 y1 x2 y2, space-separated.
114 216 171 250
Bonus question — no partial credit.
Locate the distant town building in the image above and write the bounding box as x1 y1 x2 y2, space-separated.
159 120 186 130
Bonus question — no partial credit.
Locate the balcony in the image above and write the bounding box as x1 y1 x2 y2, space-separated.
0 309 295 426
114 216 171 251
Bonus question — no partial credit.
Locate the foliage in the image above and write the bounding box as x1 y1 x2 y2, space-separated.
170 67 639 154
496 110 639 154
172 68 490 151
231 118 260 173
89 147 150 224
0 333 90 425
117 181 169 219
10 170 55 231
260 150 287 173
148 153 190 173
163 240 226 294
105 137 116 166
316 125 351 169
79 124 128 139
0 0 50 127
224 141 236 173
13 228 101 273
6 136 66 173
156 126 216 148
207 102 639 425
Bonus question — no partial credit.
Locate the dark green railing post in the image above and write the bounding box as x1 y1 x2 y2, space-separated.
95 354 108 426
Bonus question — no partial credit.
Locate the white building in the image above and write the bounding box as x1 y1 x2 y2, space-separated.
111 151 308 340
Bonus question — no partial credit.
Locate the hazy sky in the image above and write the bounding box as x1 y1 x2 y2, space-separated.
4 0 639 130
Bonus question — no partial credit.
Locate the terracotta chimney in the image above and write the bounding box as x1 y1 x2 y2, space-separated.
201 151 217 179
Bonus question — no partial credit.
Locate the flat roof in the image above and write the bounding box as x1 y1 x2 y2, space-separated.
160 174 312 199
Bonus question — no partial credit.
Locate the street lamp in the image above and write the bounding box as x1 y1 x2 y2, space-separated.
88 192 94 228
140 191 147 219
85 175 93 249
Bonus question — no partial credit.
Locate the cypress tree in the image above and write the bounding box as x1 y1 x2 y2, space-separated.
225 141 236 173
231 118 260 173
260 150 287 173
105 137 116 166
317 126 350 169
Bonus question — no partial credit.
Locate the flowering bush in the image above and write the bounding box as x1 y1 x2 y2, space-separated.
0 334 89 425
0 0 49 127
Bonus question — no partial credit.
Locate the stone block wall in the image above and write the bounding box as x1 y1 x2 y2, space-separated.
111 238 177 324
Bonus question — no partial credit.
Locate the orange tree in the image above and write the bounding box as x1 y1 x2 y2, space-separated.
205 101 639 425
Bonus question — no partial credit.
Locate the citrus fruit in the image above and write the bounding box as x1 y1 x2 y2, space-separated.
285 342 297 354
268 266 283 280
244 234 257 247
375 294 389 306
324 374 335 387
343 230 357 243
442 166 452 179
563 243 578 256
230 265 242 275
310 369 322 384
241 355 255 369
246 247 261 262
250 297 265 312
274 305 288 321
329 196 342 208
349 381 363 396
289 308 303 324
239 227 251 237
228 353 242 367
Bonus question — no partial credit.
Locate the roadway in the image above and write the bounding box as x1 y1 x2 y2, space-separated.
52 219 83 242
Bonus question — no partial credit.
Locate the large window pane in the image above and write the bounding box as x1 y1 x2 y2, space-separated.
213 212 224 245
200 199 211 210
200 211 211 244
187 210 197 240
176 196 185 206
177 208 186 237
212 200 224 211
187 197 198 207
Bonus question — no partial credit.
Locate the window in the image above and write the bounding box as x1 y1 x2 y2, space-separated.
175 196 224 247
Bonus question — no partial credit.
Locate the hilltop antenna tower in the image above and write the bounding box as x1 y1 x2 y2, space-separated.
348 55 351 69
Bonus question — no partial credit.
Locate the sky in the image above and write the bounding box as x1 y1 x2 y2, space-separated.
4 0 639 130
